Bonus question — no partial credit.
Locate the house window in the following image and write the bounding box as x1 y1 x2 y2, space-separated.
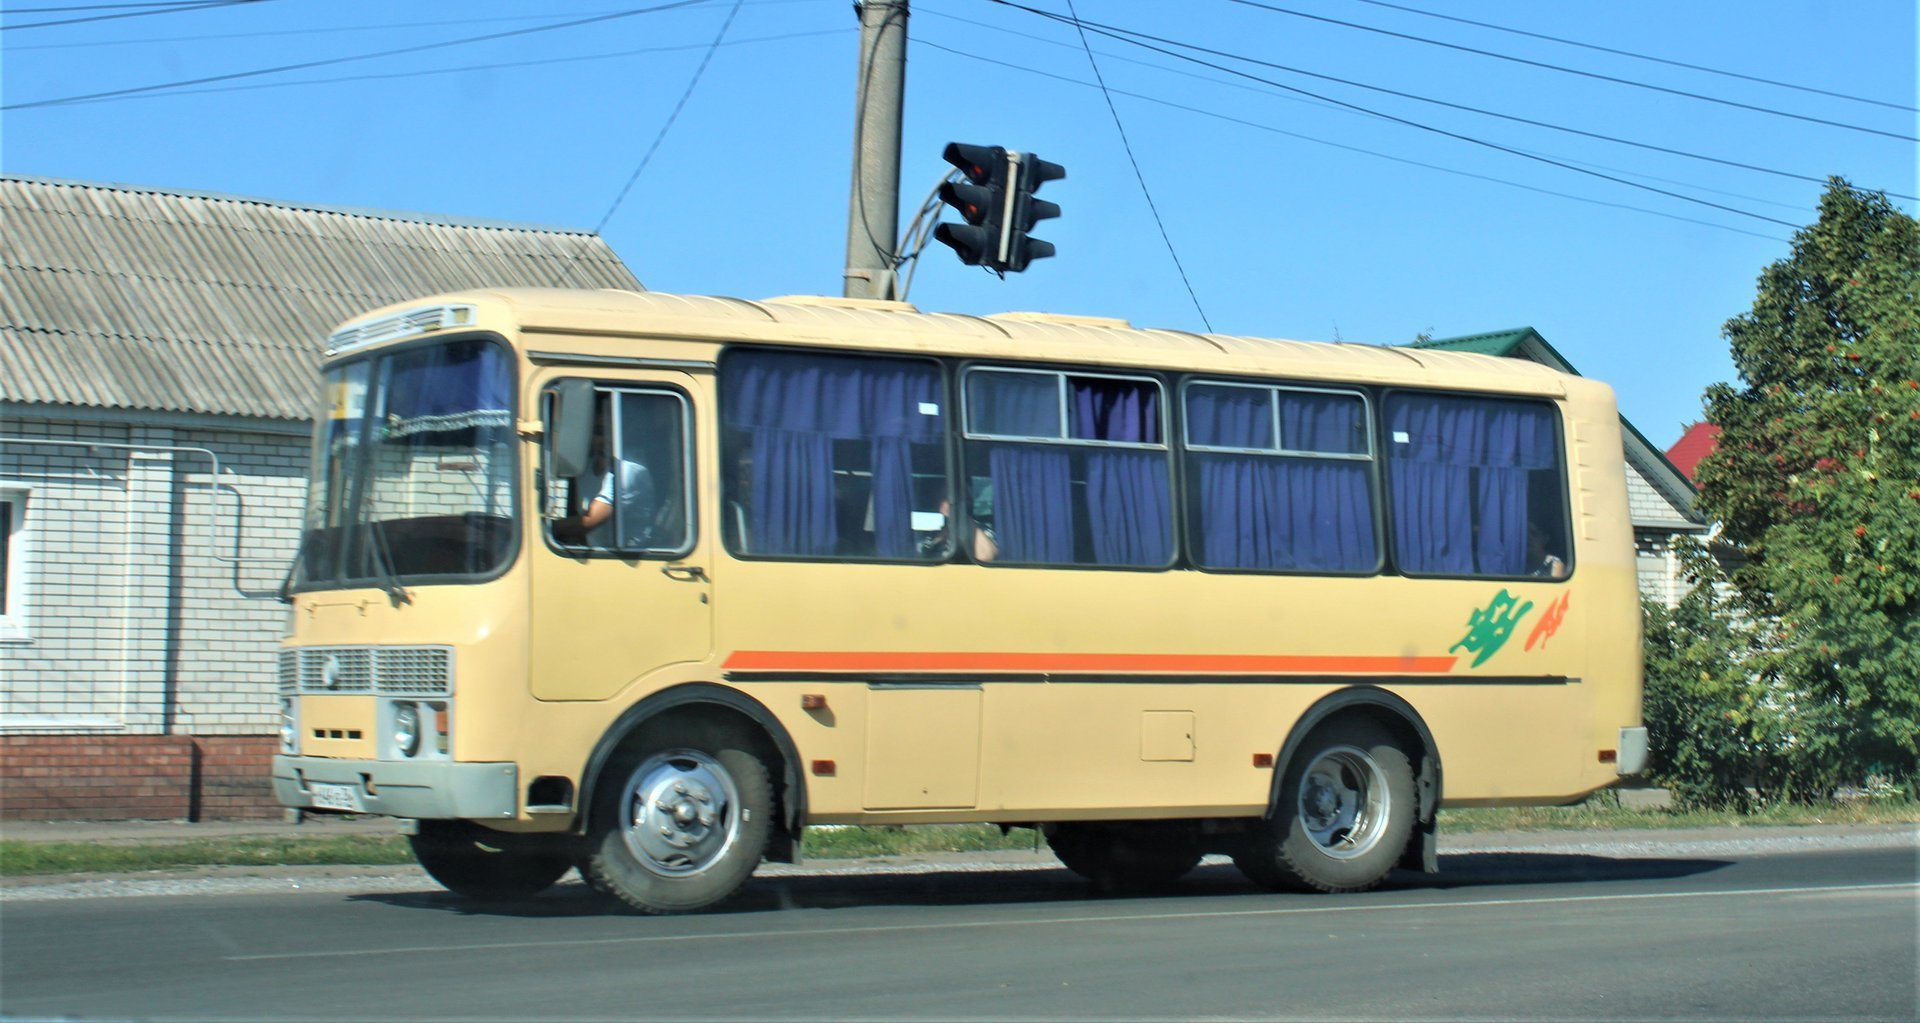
0 489 29 641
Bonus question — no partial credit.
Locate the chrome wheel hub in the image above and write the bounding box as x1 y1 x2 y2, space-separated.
621 750 739 877
1297 744 1390 860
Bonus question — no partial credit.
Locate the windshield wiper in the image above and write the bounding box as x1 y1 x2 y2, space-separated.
366 521 412 607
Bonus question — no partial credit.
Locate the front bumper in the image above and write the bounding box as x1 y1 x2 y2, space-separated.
273 755 518 819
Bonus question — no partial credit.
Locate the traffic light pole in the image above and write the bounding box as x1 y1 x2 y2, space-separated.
843 0 908 301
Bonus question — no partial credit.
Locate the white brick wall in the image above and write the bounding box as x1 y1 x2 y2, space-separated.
0 417 308 735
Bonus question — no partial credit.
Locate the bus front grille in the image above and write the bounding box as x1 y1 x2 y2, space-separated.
279 646 453 697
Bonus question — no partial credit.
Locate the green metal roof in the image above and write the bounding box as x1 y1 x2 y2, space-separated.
1407 327 1537 357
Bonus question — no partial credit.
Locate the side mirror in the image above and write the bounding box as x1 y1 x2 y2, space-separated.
550 380 595 478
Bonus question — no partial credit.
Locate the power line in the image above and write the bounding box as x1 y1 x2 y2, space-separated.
920 7 1875 210
5 0 816 50
2 0 267 31
38 29 849 107
915 39 1790 244
5 2 236 11
983 0 1912 209
988 1 1802 228
1063 0 1211 330
1348 0 1919 114
1227 0 1916 142
596 0 744 233
1 1 717 111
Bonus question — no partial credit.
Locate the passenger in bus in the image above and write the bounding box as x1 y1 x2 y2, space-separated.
1528 520 1567 578
918 482 998 562
555 421 656 550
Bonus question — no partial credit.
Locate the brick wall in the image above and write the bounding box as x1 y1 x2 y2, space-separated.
2 417 307 735
0 734 281 820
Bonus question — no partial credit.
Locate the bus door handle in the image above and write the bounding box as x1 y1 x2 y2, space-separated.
660 564 708 582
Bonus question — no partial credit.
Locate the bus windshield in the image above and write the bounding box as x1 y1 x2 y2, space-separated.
291 337 517 592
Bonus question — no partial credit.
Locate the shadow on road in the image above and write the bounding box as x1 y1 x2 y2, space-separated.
346 849 1731 919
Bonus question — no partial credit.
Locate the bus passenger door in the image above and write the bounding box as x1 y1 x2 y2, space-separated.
530 378 713 701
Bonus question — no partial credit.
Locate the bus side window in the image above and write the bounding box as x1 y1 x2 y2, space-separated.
1183 381 1377 574
719 350 948 561
962 368 1173 568
1383 393 1570 579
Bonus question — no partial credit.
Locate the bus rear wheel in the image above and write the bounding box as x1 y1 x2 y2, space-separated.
409 820 573 901
1235 719 1414 894
1048 822 1202 893
583 727 772 914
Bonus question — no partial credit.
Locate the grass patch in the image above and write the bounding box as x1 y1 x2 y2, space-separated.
0 835 414 878
1441 798 1920 833
803 824 1042 859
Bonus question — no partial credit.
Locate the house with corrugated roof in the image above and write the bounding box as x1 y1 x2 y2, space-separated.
1408 328 1708 606
0 175 641 820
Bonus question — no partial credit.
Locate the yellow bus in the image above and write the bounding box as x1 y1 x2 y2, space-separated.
273 288 1646 913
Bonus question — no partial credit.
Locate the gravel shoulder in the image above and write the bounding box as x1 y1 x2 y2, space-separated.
5 823 1912 903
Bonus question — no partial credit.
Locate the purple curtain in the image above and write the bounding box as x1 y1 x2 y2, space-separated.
723 351 941 558
1087 450 1172 565
1387 395 1556 576
1187 386 1374 572
988 444 1073 562
381 341 512 436
1071 378 1159 442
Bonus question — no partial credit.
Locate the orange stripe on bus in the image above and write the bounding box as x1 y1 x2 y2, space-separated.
722 651 1459 674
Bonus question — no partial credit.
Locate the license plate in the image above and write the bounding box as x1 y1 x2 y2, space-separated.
308 781 364 812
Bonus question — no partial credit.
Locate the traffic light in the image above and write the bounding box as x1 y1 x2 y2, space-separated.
1006 153 1065 273
934 143 1066 274
934 142 1007 268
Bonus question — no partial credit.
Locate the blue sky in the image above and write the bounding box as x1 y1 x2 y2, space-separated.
4 0 1915 443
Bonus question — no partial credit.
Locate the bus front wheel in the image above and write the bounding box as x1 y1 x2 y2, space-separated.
409 820 573 901
583 726 772 914
1235 719 1414 894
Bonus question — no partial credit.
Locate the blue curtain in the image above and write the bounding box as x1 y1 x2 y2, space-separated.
1188 387 1373 572
382 341 512 437
1071 378 1159 442
988 444 1072 562
1087 450 1172 565
1187 386 1272 449
1194 456 1375 571
1278 390 1367 454
1388 395 1557 575
723 351 941 558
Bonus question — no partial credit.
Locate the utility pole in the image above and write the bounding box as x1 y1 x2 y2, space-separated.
843 0 907 301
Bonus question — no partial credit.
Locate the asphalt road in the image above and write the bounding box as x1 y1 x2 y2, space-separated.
4 843 1915 1021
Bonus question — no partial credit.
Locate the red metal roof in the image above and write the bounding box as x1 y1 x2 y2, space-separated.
1666 422 1721 482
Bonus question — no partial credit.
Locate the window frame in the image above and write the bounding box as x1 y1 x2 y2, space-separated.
959 363 1178 571
1377 386 1575 582
0 485 29 643
541 380 699 560
1178 377 1385 577
716 345 956 566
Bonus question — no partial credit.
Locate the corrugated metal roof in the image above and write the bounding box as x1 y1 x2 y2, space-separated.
0 175 643 421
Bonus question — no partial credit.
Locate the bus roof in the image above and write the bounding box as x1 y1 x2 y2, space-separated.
335 288 1583 399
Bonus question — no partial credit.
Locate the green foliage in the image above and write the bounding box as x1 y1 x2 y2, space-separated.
1641 539 1783 808
1694 178 1920 796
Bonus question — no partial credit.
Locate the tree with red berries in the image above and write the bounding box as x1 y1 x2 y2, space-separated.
1692 178 1920 798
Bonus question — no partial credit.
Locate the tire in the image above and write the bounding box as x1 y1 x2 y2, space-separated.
1048 822 1203 893
408 820 573 901
1234 719 1415 894
583 724 773 914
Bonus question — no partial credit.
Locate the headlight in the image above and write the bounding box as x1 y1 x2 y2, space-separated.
279 698 298 753
393 703 421 757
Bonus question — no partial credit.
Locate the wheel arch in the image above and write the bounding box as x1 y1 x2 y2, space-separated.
575 682 806 863
1268 685 1442 873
